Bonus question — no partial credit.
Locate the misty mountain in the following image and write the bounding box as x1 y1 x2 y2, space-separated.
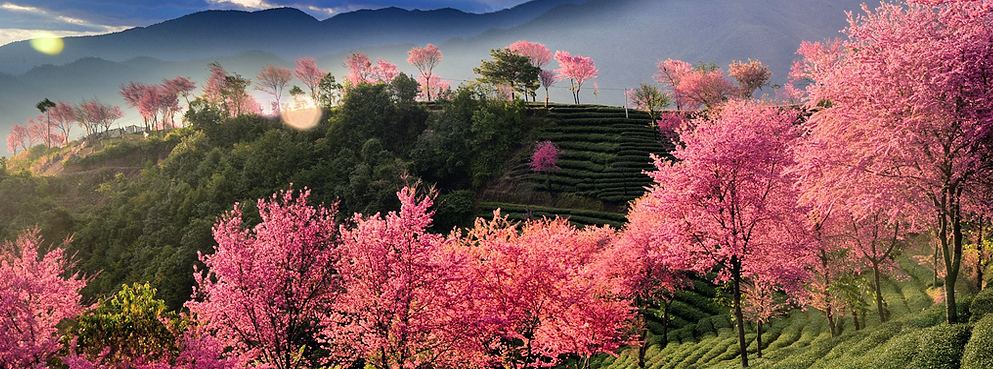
1 0 879 158
0 0 587 75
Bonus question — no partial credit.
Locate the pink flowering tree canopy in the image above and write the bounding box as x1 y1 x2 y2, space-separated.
294 56 325 100
554 51 598 104
407 44 443 100
0 228 86 368
256 65 293 113
187 188 354 369
508 40 552 68
634 100 811 367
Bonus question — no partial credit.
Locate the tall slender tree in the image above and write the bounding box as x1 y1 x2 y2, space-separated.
407 44 443 101
632 100 811 367
554 51 598 104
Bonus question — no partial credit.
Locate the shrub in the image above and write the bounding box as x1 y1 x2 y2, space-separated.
969 288 993 322
907 323 971 369
962 314 993 369
865 329 920 369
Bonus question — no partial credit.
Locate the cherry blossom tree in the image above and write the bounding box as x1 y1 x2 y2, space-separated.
635 100 811 367
187 188 355 369
0 228 86 368
655 59 694 110
417 74 450 101
600 197 689 369
256 65 294 113
26 116 50 149
337 187 473 369
80 100 124 135
728 59 771 99
538 69 557 107
531 140 560 193
554 51 598 104
793 0 993 324
407 44 443 101
294 56 324 101
460 215 632 369
6 124 27 155
742 276 788 358
508 40 553 68
345 52 374 86
49 101 75 146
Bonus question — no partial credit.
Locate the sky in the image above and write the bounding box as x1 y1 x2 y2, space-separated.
0 0 532 46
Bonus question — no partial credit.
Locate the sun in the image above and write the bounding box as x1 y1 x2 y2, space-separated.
30 31 64 55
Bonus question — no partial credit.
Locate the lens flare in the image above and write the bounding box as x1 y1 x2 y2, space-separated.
281 107 322 130
30 32 64 55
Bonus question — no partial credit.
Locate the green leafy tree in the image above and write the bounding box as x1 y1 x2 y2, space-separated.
66 283 184 366
474 48 540 100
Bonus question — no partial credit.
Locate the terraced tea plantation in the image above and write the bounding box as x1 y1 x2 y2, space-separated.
588 250 993 369
477 104 674 226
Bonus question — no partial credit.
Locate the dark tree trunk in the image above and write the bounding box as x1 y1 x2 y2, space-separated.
661 299 672 348
756 321 763 358
826 306 837 337
852 305 861 331
732 257 749 368
873 262 886 323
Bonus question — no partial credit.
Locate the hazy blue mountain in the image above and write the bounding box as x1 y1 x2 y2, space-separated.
1 0 880 158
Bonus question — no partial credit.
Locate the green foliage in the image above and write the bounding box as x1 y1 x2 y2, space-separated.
432 190 476 232
962 314 993 369
473 48 540 99
969 287 993 322
412 84 532 191
907 323 971 369
68 283 183 365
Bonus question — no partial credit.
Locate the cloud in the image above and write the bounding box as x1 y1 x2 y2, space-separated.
0 1 136 46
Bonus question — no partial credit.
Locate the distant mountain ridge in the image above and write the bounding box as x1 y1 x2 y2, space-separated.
0 0 587 75
1 0 881 158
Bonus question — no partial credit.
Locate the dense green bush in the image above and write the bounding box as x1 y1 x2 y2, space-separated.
969 288 993 322
908 323 971 369
962 314 993 369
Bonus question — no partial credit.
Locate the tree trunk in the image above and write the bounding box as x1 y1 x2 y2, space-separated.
978 221 985 292
636 298 648 369
756 321 763 358
852 305 860 331
943 189 963 324
732 257 749 368
826 306 837 337
662 299 672 348
872 262 886 323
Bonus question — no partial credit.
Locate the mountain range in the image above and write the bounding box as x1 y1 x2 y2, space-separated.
0 0 879 157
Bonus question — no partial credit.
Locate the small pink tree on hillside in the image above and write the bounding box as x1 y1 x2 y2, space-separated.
294 56 325 100
728 59 771 99
0 228 86 368
509 40 552 68
531 140 560 193
793 0 993 324
633 100 811 368
50 101 76 146
7 124 27 155
256 65 294 113
337 187 473 369
538 69 557 107
407 44 443 101
741 276 788 358
188 189 355 369
344 52 374 86
654 59 694 110
676 68 734 110
554 51 598 104
417 74 450 101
